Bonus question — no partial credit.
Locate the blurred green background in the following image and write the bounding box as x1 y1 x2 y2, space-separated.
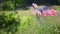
0 0 60 11
0 0 60 34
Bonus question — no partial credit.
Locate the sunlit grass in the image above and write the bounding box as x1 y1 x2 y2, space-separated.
0 6 60 34
15 6 60 34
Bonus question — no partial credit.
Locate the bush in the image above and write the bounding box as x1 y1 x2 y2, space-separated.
58 0 60 4
1 1 15 11
0 12 20 34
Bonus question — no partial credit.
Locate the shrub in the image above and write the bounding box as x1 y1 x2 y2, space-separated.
1 1 15 11
58 0 60 4
0 12 20 34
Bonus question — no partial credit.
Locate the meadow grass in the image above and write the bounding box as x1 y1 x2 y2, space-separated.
15 6 60 34
0 6 60 34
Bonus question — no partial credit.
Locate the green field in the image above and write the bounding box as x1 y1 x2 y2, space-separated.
0 6 60 34
18 6 60 34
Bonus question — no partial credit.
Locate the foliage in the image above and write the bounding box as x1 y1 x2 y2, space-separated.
0 12 20 34
0 1 15 11
58 0 60 4
16 0 28 7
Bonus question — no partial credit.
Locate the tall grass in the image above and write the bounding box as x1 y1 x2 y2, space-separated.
0 6 60 34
